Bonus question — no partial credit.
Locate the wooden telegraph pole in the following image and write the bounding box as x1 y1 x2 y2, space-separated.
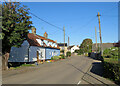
95 27 98 53
68 36 69 47
97 12 103 56
63 26 65 57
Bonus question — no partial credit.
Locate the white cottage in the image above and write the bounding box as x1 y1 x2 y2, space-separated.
69 45 79 53
9 29 60 63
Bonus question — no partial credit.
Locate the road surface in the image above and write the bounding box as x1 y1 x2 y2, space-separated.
2 55 116 85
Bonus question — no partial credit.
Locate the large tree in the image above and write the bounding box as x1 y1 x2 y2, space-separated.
2 2 32 70
79 38 93 54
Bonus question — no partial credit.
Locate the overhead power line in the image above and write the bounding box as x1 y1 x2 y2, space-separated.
18 5 69 37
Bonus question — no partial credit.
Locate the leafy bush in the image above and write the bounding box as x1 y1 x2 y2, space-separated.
103 61 120 85
66 51 71 57
51 55 66 61
60 54 65 59
103 47 119 85
60 50 64 53
51 57 54 60
52 56 61 60
103 47 118 59
74 50 79 53
77 49 84 55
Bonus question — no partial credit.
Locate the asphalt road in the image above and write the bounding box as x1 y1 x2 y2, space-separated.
2 55 116 85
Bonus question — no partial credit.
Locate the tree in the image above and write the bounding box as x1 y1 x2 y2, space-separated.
79 38 93 54
2 2 32 70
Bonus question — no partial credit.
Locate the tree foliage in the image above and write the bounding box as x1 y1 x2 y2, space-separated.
79 38 93 54
2 2 32 54
103 47 118 59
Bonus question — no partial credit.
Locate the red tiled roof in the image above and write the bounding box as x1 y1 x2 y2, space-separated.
27 33 60 49
36 35 56 43
27 33 41 47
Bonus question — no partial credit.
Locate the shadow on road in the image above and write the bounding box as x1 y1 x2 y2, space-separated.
90 62 103 77
67 63 109 86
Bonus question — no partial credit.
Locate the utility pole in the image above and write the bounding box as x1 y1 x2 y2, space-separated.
63 26 65 57
95 27 97 53
97 12 103 56
68 36 69 47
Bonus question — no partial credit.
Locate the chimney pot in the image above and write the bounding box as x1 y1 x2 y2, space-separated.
32 27 36 35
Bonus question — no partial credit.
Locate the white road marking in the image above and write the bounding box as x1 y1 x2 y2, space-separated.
77 81 81 85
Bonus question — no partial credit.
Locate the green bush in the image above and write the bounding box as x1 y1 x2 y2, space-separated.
60 50 64 53
103 61 120 85
103 47 118 59
52 56 61 60
77 49 84 55
74 50 79 53
51 57 54 60
66 51 71 57
60 54 65 59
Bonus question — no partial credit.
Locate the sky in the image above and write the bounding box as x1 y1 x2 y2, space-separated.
20 2 118 46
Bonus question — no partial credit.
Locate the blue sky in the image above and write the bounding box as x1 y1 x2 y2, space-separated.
21 2 118 46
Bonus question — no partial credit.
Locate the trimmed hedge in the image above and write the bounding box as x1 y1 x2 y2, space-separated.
103 61 120 85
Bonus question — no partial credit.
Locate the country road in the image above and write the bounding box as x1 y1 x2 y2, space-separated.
2 56 117 85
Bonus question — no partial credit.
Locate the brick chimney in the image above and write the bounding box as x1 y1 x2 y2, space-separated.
32 27 36 35
55 40 57 43
44 32 48 38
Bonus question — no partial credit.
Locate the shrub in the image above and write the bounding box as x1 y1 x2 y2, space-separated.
77 49 84 55
74 50 79 53
60 50 64 53
51 57 54 60
60 54 65 59
103 61 120 85
66 51 71 57
103 47 118 59
52 56 60 60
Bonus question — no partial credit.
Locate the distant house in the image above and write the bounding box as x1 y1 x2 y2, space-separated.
57 43 67 56
67 45 74 51
9 28 60 63
92 43 114 52
68 45 79 53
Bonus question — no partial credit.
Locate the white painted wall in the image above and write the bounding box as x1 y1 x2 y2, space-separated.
55 43 57 48
29 46 45 61
47 41 50 46
71 46 79 53
9 40 29 62
36 39 43 46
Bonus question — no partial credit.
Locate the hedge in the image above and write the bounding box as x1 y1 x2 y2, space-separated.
103 61 120 85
